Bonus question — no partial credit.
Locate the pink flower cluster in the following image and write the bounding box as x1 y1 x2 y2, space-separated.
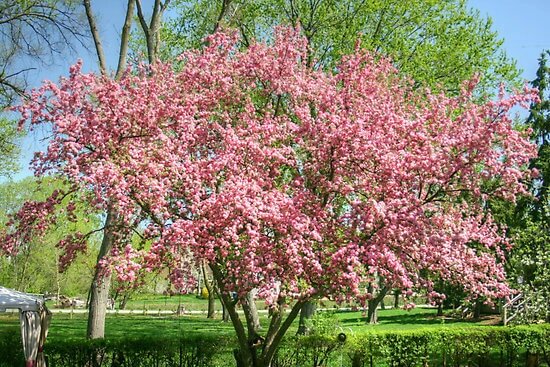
7 27 537 304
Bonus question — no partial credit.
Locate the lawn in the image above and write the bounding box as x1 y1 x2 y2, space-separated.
0 305 500 343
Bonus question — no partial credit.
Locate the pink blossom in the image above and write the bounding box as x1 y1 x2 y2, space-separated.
2 27 538 306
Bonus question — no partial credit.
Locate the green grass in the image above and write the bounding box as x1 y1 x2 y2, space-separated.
0 306 500 344
124 294 212 311
336 307 497 331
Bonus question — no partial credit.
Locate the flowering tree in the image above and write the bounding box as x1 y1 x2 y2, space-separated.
2 28 536 367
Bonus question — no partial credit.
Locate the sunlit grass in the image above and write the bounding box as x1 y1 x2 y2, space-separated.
0 306 499 344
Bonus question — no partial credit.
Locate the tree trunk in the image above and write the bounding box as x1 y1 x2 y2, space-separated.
393 290 400 308
297 301 317 335
119 293 130 310
437 303 443 317
367 299 379 324
526 353 539 367
207 290 216 318
473 300 482 320
210 263 303 367
201 262 216 318
367 286 389 324
242 289 262 335
87 210 116 339
222 300 230 322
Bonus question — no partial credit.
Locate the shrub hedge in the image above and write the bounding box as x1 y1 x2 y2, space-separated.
1 325 549 366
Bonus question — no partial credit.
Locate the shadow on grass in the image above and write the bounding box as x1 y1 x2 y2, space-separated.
337 308 478 330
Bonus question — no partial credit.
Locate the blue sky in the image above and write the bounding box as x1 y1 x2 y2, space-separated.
7 0 550 181
469 0 550 83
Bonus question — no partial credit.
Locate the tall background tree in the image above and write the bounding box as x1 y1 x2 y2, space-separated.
160 0 519 93
495 50 550 323
82 0 171 340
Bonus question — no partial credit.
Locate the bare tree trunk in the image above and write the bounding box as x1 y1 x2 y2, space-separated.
201 262 216 318
242 289 262 335
393 290 400 308
297 301 316 335
87 210 116 339
115 0 135 80
221 297 230 322
437 303 443 317
83 0 107 74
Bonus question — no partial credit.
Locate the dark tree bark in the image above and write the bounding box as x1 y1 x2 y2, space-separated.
394 290 400 308
437 303 444 317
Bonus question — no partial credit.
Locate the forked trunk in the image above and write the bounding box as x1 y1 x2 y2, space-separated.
210 263 303 367
367 299 379 324
366 285 389 324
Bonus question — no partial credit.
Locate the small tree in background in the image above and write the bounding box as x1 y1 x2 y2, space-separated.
3 29 537 367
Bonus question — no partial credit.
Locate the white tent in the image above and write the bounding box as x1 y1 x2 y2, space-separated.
0 286 51 367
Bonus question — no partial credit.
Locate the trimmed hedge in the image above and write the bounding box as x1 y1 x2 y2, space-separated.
347 326 550 367
1 325 549 366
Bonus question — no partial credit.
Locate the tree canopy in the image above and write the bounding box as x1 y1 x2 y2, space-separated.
161 0 520 94
3 28 536 366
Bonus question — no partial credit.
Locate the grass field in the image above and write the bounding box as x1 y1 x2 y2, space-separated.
0 305 500 343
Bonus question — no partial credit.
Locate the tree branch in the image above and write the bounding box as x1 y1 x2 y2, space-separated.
83 0 107 75
115 0 136 80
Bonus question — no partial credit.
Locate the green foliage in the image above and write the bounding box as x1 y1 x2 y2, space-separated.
496 50 550 324
2 322 550 366
161 0 520 95
347 326 550 367
0 334 228 367
0 117 22 177
0 177 100 295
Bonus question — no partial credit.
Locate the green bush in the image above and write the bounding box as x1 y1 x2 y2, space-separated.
347 325 550 367
1 324 549 366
